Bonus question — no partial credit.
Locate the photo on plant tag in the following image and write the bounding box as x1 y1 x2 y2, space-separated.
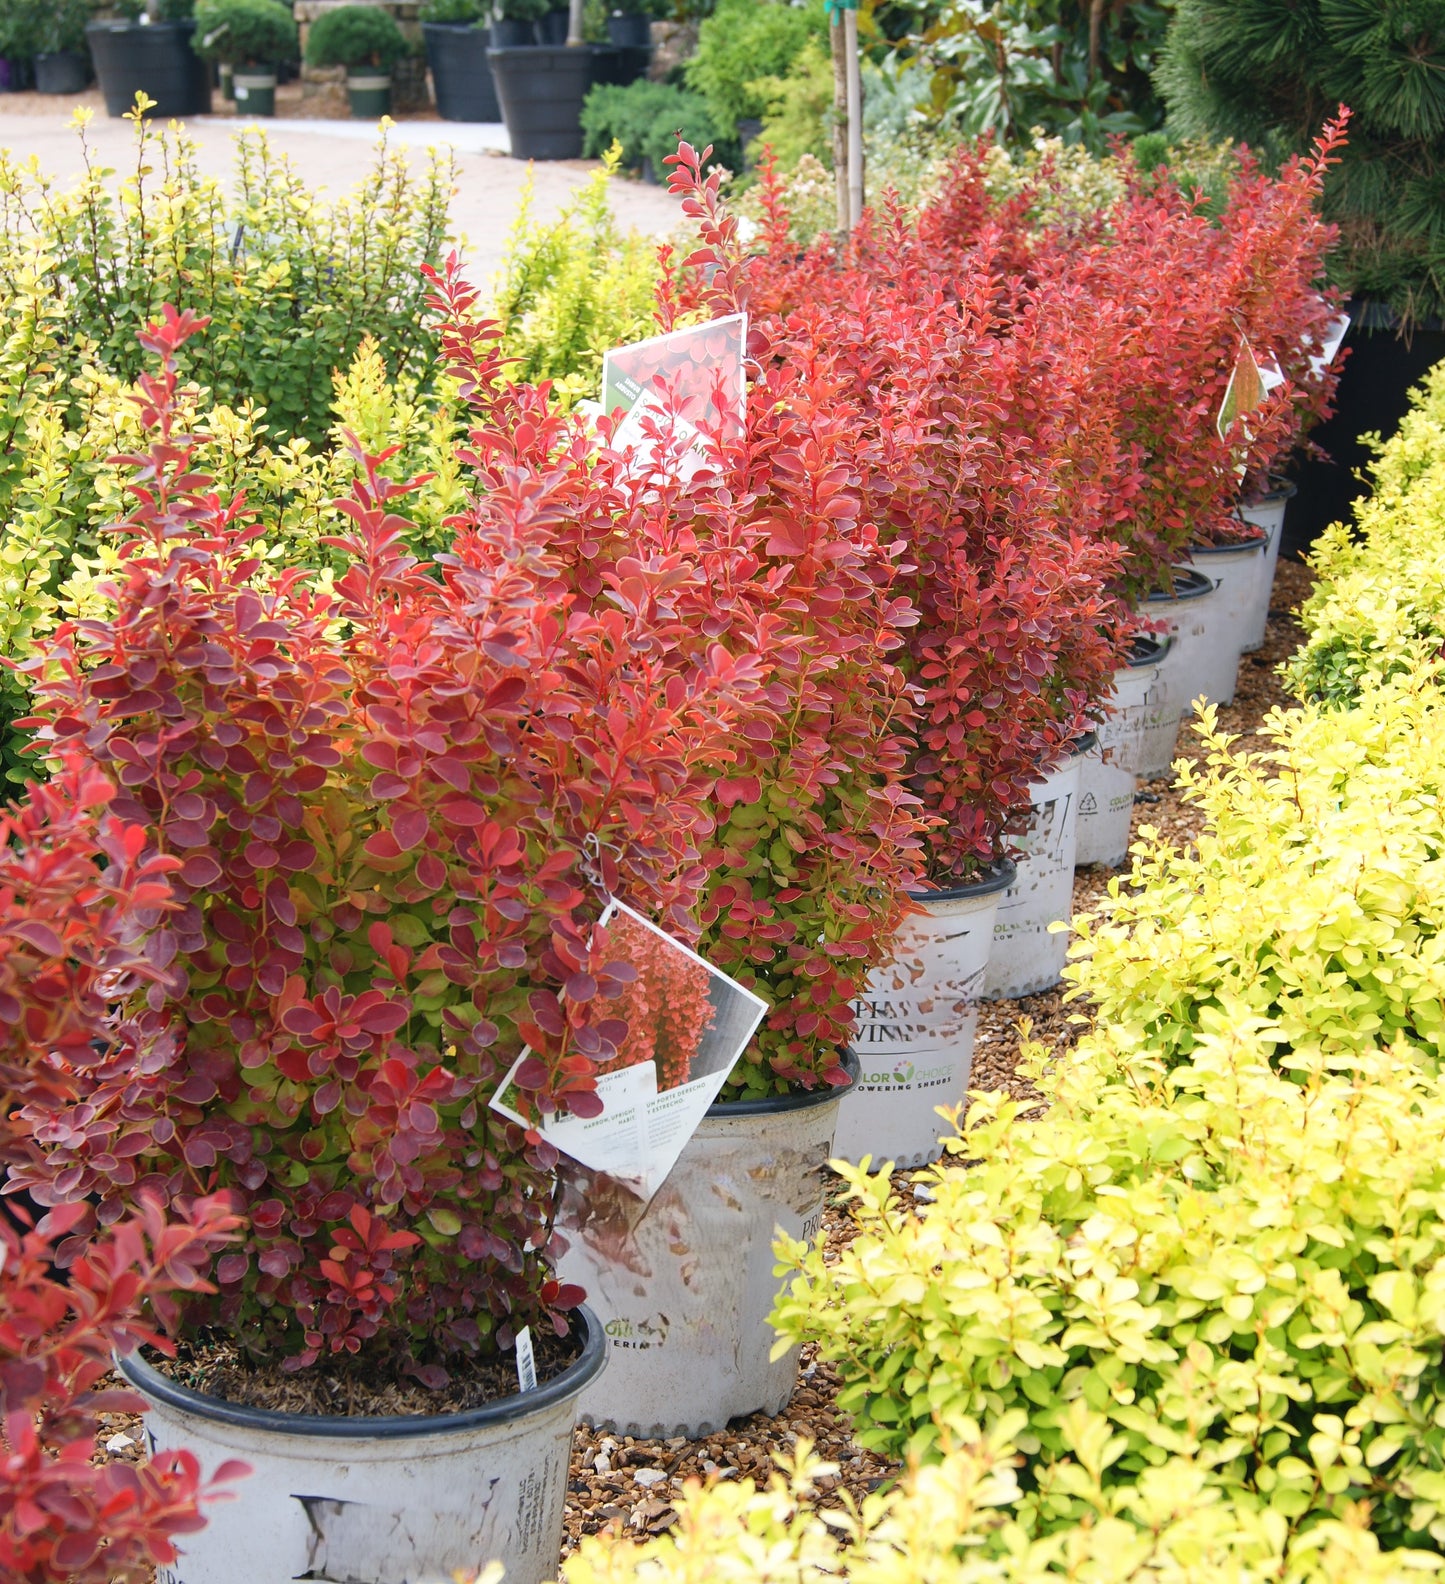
600 314 747 487
489 900 768 1201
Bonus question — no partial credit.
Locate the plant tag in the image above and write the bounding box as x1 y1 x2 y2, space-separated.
490 899 768 1208
600 315 747 489
1309 311 1351 380
516 1327 537 1394
1217 336 1269 479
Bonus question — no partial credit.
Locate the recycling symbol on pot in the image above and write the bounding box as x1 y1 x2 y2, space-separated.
1080 792 1098 814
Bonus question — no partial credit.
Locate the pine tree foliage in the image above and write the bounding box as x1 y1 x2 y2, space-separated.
1158 0 1445 323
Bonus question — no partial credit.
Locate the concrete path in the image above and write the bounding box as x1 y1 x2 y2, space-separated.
0 92 683 285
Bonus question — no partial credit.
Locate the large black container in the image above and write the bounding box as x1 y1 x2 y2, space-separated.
588 41 650 87
34 50 90 94
424 20 501 120
488 44 591 159
1283 300 1445 560
86 19 211 119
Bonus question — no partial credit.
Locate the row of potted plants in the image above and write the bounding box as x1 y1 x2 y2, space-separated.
1 121 1349 1583
556 343 1445 1584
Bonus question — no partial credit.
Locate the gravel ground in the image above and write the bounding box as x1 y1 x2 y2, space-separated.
94 556 1315 1571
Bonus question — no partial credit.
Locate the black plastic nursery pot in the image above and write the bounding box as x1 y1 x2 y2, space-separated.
1283 301 1445 560
424 20 501 121
605 12 651 47
231 69 276 116
347 70 392 118
34 50 90 95
536 7 570 43
87 19 211 119
488 44 591 159
491 16 537 46
118 1307 607 1584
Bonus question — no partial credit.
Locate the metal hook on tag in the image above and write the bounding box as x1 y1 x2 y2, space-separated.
578 831 621 902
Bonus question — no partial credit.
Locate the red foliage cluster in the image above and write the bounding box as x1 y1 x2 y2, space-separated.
427 256 926 1097
662 146 1129 878
0 760 241 1583
15 305 763 1377
916 116 1350 587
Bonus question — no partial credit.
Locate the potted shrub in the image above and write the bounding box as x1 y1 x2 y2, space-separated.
304 2 407 118
23 0 92 94
425 233 917 1431
420 0 500 120
492 0 546 46
194 0 298 117
605 0 659 50
18 306 765 1583
88 0 212 118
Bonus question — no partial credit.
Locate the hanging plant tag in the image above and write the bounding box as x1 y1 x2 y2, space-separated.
1217 336 1269 479
600 314 747 488
489 900 768 1206
1309 311 1351 380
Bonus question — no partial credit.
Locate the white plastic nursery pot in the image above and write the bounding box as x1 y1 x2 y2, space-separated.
1237 481 1298 652
1076 637 1169 870
832 858 1017 1171
556 1061 855 1438
1181 531 1268 707
981 744 1086 1002
1135 567 1215 780
118 1309 606 1584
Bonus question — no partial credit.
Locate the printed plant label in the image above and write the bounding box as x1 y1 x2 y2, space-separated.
490 901 767 1206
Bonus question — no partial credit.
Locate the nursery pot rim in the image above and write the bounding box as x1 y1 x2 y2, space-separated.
706 1048 859 1119
86 16 196 32
1242 478 1298 507
1187 526 1267 557
1125 633 1170 667
117 1303 605 1440
906 854 1016 906
1070 730 1098 755
1141 566 1213 604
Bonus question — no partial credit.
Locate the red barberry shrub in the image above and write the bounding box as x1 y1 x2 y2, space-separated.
16 305 763 1381
664 144 1131 879
0 759 242 1583
427 246 928 1098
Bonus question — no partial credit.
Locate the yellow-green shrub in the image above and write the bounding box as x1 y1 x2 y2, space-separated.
771 1021 1445 1554
0 108 452 447
491 149 661 408
560 1422 1443 1583
1063 686 1445 1074
1289 360 1445 705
